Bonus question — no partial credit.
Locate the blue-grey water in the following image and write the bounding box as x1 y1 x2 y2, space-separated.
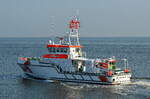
0 37 150 99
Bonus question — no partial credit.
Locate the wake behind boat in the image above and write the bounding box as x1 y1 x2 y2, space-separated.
17 15 131 85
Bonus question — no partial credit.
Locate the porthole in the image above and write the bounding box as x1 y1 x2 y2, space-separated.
113 79 115 82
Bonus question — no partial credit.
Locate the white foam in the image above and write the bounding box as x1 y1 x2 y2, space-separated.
132 80 150 87
61 82 84 90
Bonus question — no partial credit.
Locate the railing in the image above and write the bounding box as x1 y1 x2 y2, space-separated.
82 51 87 57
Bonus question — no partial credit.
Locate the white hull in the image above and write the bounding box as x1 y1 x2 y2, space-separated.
18 63 131 85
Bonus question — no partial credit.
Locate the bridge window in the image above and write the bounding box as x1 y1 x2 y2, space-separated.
52 48 56 53
64 48 67 53
60 48 64 52
48 47 52 52
48 47 68 53
57 48 60 52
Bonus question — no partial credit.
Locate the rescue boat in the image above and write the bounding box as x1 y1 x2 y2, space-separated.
17 16 131 85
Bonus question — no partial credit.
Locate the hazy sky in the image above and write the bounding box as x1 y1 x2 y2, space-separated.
0 0 150 37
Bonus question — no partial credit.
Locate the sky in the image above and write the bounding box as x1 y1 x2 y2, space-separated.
0 0 150 37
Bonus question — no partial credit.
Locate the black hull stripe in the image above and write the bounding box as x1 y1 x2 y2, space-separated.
25 73 118 85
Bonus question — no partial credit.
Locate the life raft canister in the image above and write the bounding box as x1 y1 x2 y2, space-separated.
107 70 113 76
124 69 129 73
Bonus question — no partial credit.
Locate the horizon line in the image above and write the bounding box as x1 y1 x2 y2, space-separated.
0 36 150 38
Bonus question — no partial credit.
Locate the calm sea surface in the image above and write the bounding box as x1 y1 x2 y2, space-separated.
0 37 150 99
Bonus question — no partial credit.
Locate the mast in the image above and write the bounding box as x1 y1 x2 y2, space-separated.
49 16 55 44
68 16 80 45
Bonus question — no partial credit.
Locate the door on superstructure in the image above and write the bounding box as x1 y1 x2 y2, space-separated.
72 60 85 72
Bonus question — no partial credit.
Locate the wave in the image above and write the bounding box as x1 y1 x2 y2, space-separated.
132 77 150 80
131 80 150 87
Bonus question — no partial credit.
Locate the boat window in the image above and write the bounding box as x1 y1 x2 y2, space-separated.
112 62 116 65
48 47 52 52
57 48 60 52
52 48 56 53
49 47 68 53
61 48 64 52
110 62 116 65
76 48 80 52
64 48 67 53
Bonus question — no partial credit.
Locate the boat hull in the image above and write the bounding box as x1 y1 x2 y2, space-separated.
18 63 131 85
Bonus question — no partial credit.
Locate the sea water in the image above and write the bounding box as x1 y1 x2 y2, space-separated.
0 37 150 99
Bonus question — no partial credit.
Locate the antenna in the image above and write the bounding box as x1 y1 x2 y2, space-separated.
75 9 80 22
50 16 55 35
49 16 55 43
76 9 79 17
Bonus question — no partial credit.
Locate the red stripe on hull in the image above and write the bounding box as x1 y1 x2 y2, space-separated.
42 54 68 59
